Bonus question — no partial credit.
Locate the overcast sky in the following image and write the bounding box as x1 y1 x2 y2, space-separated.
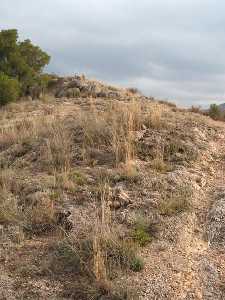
1 0 225 106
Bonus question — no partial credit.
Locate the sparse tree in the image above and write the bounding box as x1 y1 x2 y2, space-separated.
209 104 222 120
0 29 50 100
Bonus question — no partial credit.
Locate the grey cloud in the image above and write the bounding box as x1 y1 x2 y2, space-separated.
1 0 225 106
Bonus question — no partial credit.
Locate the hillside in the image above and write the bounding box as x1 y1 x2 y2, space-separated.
0 75 225 300
219 103 225 111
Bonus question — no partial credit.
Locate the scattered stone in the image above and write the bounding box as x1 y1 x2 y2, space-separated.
207 197 225 248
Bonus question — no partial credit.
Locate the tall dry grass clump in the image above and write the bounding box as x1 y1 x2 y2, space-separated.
78 99 164 176
79 100 144 174
0 168 21 224
93 181 111 283
46 180 141 298
0 186 20 224
0 115 53 151
143 102 164 129
43 120 73 172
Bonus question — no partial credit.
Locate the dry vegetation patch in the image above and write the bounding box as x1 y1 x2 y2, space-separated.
0 82 219 299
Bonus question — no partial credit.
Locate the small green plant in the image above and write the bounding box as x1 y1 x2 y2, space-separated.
0 73 20 106
130 256 144 272
133 227 151 247
51 240 82 274
49 190 61 202
70 171 87 186
132 216 153 247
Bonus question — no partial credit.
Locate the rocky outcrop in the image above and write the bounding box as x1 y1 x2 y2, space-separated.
53 74 142 100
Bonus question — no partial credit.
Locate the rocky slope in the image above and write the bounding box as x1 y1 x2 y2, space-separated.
0 75 225 299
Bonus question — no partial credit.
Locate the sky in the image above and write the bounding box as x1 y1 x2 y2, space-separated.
1 0 225 107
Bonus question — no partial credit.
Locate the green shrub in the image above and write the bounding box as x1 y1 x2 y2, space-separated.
132 216 153 247
208 103 222 120
69 171 87 186
50 240 82 274
130 256 144 272
0 73 20 106
0 29 50 97
133 227 151 247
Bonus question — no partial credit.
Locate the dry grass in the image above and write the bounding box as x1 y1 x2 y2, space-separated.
45 180 142 298
0 168 21 224
151 156 169 173
0 114 73 173
0 117 48 150
189 105 202 114
42 120 72 172
159 184 192 216
143 102 164 129
164 138 199 163
23 195 55 226
0 187 20 224
79 99 164 175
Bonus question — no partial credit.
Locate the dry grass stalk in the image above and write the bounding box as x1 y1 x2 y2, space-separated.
93 182 111 283
44 120 72 172
0 168 21 224
144 102 163 129
0 116 49 149
79 100 164 171
0 186 20 224
26 197 55 225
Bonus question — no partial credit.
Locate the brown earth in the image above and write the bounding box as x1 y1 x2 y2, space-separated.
0 75 225 299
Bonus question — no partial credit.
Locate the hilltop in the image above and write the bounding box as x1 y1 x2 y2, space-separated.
0 75 225 299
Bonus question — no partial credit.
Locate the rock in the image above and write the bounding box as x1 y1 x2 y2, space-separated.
97 91 107 98
52 74 130 100
55 211 73 231
112 201 121 209
109 186 131 210
118 189 130 203
207 197 225 247
55 88 66 98
108 91 120 98
66 88 80 98
200 259 225 300
67 79 82 89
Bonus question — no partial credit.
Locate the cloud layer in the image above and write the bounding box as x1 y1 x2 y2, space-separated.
1 0 225 106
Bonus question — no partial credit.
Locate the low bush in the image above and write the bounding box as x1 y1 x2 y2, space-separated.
159 185 192 216
132 216 153 247
127 87 140 94
208 103 224 120
0 73 20 106
130 256 144 272
151 157 169 173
